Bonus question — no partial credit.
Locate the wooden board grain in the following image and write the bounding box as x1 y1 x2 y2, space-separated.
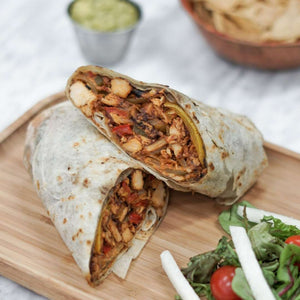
1 93 300 300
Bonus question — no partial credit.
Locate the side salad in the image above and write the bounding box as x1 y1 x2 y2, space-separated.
166 201 300 300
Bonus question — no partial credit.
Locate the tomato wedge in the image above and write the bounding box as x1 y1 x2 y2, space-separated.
112 124 133 136
129 212 143 225
210 266 241 300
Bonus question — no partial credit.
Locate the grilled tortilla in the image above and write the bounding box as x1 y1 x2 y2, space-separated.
24 102 168 286
66 65 267 204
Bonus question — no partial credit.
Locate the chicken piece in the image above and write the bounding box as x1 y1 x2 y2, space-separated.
108 220 122 243
167 118 186 144
111 78 132 98
170 143 183 158
122 227 133 243
169 125 180 137
142 102 156 116
131 170 144 190
110 200 120 215
139 135 152 146
123 138 142 153
117 204 128 222
160 148 172 159
150 96 165 107
109 111 130 125
151 182 165 208
104 230 115 246
101 93 121 106
70 81 97 107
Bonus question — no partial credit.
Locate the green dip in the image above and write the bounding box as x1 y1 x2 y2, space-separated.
70 0 139 32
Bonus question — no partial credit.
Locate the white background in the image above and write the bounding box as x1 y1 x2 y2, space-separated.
1 0 300 299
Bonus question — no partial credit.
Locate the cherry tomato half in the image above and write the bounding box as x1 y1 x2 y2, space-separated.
285 235 300 247
210 266 241 300
285 235 300 268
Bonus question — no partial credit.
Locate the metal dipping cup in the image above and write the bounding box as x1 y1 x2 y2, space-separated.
67 0 142 65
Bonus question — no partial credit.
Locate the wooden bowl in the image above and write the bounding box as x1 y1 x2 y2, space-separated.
181 0 300 70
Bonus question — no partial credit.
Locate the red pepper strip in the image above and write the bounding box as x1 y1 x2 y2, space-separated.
127 193 138 204
103 244 111 255
112 124 133 136
129 212 143 225
87 71 94 77
122 181 131 194
103 107 128 117
132 199 149 207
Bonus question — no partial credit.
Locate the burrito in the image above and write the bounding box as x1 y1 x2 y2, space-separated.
24 102 168 286
66 66 267 204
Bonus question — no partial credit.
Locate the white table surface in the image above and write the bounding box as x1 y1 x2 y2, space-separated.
1 0 300 299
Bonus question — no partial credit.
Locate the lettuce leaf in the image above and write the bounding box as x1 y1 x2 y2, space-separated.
275 244 300 299
232 267 254 300
218 201 256 234
180 237 240 298
181 250 219 284
215 236 240 267
262 216 300 240
248 222 284 261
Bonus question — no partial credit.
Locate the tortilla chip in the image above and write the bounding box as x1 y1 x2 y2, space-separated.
192 0 300 43
262 0 300 42
212 12 262 42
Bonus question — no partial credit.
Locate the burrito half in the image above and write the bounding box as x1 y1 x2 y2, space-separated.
24 102 168 286
66 66 267 204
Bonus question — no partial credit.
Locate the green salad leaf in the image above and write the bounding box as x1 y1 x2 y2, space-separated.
218 200 256 234
275 244 300 299
181 250 219 284
178 201 300 300
261 261 279 286
262 216 300 240
180 237 240 298
248 222 285 261
232 268 254 300
215 236 240 267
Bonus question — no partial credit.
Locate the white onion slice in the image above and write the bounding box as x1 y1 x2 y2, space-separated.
160 250 200 300
230 226 275 300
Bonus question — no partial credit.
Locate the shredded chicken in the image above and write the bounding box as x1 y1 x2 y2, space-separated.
71 71 207 183
89 171 166 285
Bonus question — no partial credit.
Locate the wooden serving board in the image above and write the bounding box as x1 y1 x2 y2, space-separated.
1 92 300 300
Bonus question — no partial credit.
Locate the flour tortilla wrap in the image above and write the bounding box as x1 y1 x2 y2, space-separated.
66 66 267 204
24 102 169 286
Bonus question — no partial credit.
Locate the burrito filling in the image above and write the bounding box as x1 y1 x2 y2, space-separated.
70 72 207 182
90 170 166 284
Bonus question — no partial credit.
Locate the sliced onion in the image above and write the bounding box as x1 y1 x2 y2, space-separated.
144 138 167 152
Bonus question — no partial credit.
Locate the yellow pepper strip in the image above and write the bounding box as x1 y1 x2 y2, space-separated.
164 102 205 167
94 213 103 254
